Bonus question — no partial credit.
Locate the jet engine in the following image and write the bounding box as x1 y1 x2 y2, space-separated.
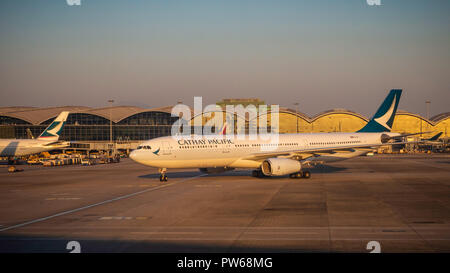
380 133 391 144
261 158 301 176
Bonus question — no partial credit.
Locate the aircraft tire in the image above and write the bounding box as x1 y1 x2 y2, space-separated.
160 175 168 182
303 171 311 179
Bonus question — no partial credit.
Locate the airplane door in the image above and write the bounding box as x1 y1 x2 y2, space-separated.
161 141 172 155
222 143 231 154
302 139 309 149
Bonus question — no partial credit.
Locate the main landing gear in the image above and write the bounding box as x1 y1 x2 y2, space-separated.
289 171 311 179
7 157 17 165
252 170 265 178
159 168 168 182
251 170 311 179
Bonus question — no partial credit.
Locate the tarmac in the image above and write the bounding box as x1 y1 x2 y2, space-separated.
0 154 449 253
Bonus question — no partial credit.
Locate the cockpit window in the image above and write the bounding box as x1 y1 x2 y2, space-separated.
137 145 151 150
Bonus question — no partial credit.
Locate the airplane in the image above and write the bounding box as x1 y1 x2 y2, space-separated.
421 132 443 144
0 111 70 164
130 89 421 182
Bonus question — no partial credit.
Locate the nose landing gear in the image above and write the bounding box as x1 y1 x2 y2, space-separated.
159 168 168 182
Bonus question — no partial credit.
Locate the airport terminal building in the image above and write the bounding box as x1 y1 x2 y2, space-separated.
0 103 449 153
0 106 179 152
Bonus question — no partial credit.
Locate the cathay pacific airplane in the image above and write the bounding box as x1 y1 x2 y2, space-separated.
130 90 418 181
421 132 443 145
0 111 70 162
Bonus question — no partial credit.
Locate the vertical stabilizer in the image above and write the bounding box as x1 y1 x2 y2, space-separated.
357 89 402 132
38 111 69 141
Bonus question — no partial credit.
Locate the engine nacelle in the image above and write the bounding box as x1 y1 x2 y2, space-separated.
261 158 301 176
380 133 391 144
199 167 234 174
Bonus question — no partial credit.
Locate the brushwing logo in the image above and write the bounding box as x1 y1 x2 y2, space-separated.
152 147 160 156
41 121 65 137
374 96 396 130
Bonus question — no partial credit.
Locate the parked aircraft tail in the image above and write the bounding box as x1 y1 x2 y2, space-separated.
38 111 69 141
357 89 402 133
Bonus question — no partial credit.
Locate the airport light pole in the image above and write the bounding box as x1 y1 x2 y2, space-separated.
108 99 114 156
426 101 431 120
293 102 299 133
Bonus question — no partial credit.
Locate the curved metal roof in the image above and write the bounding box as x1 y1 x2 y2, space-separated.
83 106 153 124
253 108 370 122
396 110 434 125
0 106 92 125
0 105 448 126
311 109 369 122
0 106 37 113
430 112 450 123
274 107 310 121
0 105 177 125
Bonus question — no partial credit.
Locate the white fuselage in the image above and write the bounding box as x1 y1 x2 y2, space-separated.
130 132 399 169
0 139 68 157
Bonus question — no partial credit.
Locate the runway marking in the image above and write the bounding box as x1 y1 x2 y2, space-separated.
99 216 149 220
130 232 203 235
73 238 449 241
244 231 319 235
45 197 81 201
115 184 154 188
0 174 207 233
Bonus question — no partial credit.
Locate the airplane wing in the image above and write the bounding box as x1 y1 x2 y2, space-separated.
389 131 433 140
42 141 70 147
424 132 443 141
241 141 421 161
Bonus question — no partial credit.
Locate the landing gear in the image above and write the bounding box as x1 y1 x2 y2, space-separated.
289 171 311 179
252 170 265 178
158 168 168 182
302 171 311 179
7 157 17 165
252 169 311 179
159 174 168 182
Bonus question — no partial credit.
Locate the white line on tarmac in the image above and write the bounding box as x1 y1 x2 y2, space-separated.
0 174 207 233
130 232 203 235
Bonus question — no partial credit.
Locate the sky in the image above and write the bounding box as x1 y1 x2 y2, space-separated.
0 0 449 118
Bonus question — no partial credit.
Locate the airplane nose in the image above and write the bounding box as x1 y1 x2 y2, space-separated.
129 150 137 161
